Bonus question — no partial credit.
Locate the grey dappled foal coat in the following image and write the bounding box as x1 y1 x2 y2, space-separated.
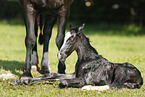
58 24 143 89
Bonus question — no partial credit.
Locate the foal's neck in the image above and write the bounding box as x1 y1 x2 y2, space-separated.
76 35 98 62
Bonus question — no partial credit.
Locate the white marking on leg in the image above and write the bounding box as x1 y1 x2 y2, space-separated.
31 51 37 65
42 52 51 72
31 65 37 71
31 51 38 71
82 85 110 91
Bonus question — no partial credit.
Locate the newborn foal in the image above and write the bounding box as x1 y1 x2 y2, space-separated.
58 24 143 90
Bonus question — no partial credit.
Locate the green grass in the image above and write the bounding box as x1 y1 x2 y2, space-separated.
0 20 145 97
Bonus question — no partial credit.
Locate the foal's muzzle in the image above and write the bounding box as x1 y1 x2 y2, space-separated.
57 51 67 62
58 52 62 60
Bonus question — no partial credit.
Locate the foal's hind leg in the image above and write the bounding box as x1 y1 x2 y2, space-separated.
41 15 56 74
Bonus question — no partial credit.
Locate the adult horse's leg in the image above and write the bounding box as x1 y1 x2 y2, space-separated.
41 15 56 74
31 14 41 71
56 8 70 74
21 3 36 79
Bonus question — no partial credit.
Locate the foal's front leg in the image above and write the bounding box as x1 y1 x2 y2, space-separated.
21 4 36 79
59 78 85 88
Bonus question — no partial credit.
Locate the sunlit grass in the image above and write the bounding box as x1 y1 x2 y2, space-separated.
0 20 145 96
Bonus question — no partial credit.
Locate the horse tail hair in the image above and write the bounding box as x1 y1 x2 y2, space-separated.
38 14 44 45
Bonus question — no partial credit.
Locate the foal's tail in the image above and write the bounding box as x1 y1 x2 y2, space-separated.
38 14 44 45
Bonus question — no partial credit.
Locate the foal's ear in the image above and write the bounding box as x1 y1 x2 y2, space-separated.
79 23 85 31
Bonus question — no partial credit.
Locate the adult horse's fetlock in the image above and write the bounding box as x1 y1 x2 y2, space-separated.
41 52 51 74
58 69 65 74
58 61 66 74
31 51 39 71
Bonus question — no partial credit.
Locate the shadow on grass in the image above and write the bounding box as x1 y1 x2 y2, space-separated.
0 60 23 76
0 18 24 26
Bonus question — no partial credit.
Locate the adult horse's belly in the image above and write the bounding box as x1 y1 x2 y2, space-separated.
30 0 64 9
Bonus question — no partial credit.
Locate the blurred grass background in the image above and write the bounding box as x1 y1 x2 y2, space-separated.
0 20 145 96
0 0 145 96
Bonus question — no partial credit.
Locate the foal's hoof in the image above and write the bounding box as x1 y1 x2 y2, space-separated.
40 65 50 75
20 72 33 80
59 80 68 88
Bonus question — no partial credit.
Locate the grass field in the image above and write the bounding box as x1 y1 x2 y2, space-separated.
0 20 145 97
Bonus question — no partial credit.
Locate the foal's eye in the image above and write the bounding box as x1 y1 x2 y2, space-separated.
67 35 75 42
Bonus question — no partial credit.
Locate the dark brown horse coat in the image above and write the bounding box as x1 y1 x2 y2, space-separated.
18 0 73 79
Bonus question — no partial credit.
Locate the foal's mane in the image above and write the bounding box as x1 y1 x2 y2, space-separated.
78 32 98 56
79 31 90 43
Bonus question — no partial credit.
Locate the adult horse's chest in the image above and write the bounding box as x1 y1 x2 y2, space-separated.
30 0 64 11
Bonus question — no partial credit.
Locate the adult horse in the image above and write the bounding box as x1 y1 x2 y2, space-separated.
18 0 73 79
57 24 143 90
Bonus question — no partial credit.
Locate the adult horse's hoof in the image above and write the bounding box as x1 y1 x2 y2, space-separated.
31 51 39 71
58 71 66 74
31 65 37 71
58 61 66 74
31 65 40 72
20 72 33 79
40 65 50 75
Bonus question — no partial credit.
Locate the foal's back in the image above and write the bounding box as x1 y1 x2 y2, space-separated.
76 55 114 85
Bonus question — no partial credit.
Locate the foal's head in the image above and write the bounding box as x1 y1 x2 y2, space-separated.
58 24 85 62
